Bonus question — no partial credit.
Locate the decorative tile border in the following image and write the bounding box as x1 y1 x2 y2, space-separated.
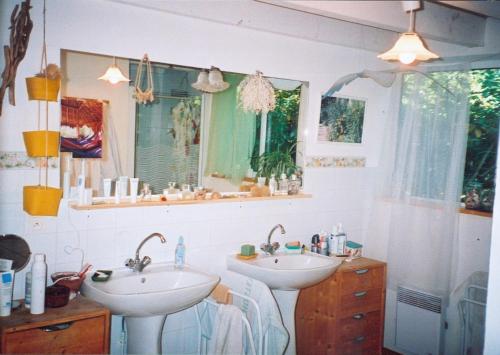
305 156 366 168
0 151 59 169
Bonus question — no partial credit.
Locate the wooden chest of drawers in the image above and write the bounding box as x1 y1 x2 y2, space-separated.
0 296 110 354
296 257 386 355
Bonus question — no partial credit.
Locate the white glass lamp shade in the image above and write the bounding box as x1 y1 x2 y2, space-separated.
378 32 439 64
207 68 230 92
191 70 210 92
191 68 230 93
98 64 130 84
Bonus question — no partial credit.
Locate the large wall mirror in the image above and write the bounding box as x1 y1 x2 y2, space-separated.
60 50 306 195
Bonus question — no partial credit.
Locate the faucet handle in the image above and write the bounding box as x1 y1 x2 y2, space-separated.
141 256 152 268
125 258 136 268
272 242 280 251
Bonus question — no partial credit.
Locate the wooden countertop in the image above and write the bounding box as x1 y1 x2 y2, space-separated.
0 296 108 333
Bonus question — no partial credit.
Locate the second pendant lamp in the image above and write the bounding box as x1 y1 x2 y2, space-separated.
378 2 439 65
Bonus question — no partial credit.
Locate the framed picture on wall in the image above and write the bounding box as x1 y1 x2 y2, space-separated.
317 95 366 144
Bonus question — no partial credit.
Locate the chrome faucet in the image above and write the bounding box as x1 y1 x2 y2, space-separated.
260 224 286 255
125 232 166 272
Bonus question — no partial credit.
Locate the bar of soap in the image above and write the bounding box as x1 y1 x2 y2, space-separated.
240 244 255 256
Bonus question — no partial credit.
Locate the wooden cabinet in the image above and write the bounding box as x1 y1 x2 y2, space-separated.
0 296 110 354
296 257 386 355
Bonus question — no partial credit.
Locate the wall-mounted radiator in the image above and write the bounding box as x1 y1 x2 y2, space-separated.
395 286 443 355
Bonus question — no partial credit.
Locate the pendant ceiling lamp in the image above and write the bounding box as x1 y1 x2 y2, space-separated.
98 57 130 84
378 1 439 65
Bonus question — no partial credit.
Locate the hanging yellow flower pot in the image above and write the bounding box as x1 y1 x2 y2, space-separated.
23 185 62 216
22 130 60 157
25 77 60 101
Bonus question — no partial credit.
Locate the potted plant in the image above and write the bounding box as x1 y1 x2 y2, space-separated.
255 145 299 181
22 2 62 216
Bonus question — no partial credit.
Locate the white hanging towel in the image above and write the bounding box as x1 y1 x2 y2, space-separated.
225 271 289 355
208 304 245 355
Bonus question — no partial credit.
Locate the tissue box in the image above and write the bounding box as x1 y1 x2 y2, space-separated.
345 241 362 259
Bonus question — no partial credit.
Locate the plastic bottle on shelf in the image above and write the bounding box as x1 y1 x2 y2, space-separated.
336 223 347 255
175 236 185 269
30 253 47 315
279 173 289 195
269 174 277 195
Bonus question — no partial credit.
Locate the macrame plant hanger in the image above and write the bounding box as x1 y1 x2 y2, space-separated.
133 54 154 104
22 0 62 216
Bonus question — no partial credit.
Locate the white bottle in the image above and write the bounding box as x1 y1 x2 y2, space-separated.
175 236 185 269
336 223 347 255
77 160 86 206
269 174 277 195
328 225 339 256
30 253 47 315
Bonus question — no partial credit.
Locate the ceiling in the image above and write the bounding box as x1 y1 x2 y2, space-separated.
439 1 500 20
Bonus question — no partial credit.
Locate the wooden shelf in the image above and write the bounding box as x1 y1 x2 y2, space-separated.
459 207 492 218
70 193 312 210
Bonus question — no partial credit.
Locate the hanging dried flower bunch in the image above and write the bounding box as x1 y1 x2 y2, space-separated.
237 71 276 114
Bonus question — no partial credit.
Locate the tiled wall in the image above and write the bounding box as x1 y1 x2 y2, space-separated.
0 165 373 353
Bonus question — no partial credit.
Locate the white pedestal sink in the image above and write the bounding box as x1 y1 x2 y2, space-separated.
227 252 342 355
82 263 219 354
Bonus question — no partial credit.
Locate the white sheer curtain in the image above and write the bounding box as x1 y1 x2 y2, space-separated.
368 68 471 297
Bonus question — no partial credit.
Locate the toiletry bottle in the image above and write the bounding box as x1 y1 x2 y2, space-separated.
0 270 14 316
269 174 277 196
311 234 319 254
175 236 185 269
115 181 121 204
279 173 289 195
30 253 47 315
77 160 86 206
25 271 32 309
328 225 339 256
289 174 300 195
336 223 347 255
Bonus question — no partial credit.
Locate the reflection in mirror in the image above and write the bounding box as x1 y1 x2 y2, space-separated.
60 50 305 196
0 234 31 272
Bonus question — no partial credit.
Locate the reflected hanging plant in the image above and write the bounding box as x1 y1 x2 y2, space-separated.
237 71 276 114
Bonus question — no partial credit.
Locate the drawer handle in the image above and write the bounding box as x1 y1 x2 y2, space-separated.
354 291 367 298
352 313 365 320
353 336 365 344
355 269 369 275
40 322 73 332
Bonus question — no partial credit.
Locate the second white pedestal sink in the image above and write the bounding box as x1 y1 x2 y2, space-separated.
82 263 219 354
227 252 342 355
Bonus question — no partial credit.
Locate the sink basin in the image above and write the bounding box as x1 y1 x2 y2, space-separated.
227 252 342 355
226 252 342 290
82 263 219 354
82 263 220 316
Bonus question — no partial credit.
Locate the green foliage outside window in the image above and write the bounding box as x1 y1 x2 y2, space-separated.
462 69 500 212
250 87 301 178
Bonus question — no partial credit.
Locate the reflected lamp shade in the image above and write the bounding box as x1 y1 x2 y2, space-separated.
377 32 439 65
98 58 130 84
192 67 230 93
